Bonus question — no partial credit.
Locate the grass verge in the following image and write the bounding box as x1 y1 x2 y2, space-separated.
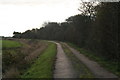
21 42 57 78
67 42 120 77
61 42 94 78
3 39 49 78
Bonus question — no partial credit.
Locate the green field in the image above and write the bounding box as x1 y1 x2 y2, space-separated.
21 42 57 78
2 40 22 48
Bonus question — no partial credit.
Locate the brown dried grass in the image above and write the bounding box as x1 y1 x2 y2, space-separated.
3 39 48 78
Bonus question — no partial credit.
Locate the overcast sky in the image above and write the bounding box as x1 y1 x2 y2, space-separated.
0 0 80 37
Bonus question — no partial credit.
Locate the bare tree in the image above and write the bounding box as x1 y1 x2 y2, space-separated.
78 0 98 19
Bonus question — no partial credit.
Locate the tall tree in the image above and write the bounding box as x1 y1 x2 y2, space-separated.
79 1 96 18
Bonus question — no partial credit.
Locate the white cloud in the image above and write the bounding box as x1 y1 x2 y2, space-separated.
0 0 80 37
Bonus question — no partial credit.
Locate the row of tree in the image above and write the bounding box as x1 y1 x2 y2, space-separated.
13 2 119 69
